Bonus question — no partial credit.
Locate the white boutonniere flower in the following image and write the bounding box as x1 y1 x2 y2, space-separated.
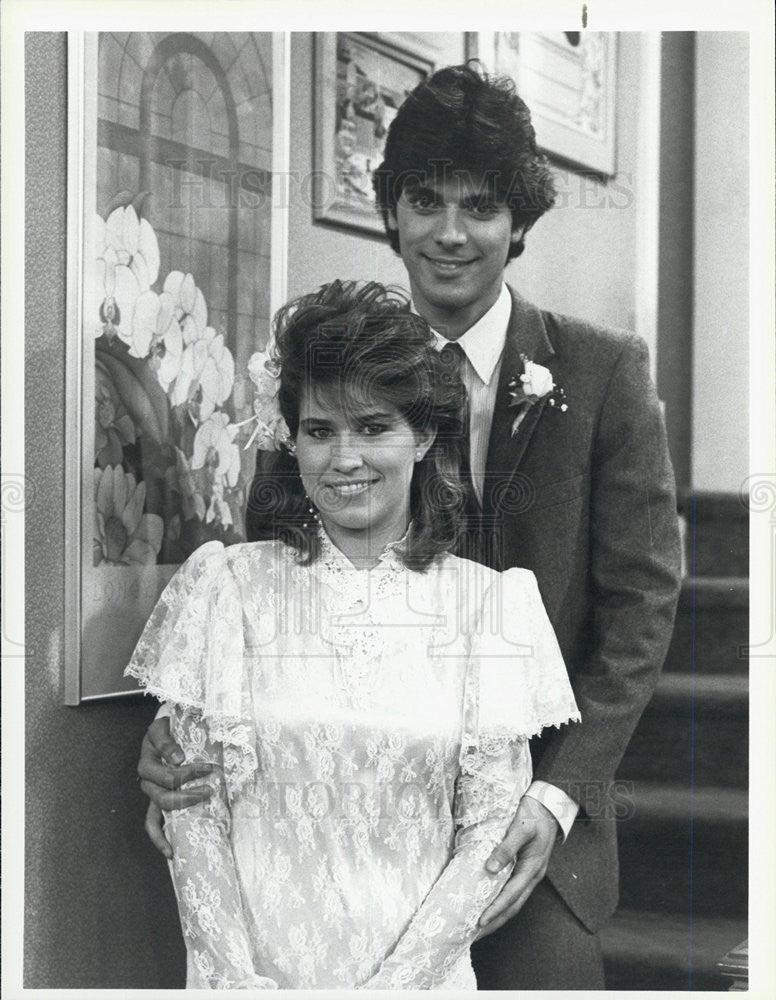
508 354 568 437
518 359 554 402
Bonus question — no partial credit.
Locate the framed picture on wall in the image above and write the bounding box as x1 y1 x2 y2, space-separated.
64 31 290 703
314 32 434 235
470 32 617 176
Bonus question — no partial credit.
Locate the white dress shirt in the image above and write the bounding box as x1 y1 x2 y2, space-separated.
430 283 511 505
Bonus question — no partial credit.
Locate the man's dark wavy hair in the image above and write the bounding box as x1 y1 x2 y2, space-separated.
246 280 468 571
373 61 557 261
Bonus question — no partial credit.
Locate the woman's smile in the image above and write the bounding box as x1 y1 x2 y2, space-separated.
321 477 378 498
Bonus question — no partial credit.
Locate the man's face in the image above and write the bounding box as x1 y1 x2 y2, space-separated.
388 174 520 339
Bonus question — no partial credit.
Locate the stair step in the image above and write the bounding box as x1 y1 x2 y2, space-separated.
664 578 749 674
653 671 748 707
678 577 748 609
617 783 748 917
678 490 749 521
602 908 747 990
620 673 748 787
631 782 748 823
678 491 749 578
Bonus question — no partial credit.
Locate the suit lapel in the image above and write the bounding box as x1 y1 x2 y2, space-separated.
483 288 556 516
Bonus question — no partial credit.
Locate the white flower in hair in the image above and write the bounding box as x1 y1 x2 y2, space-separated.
240 349 293 452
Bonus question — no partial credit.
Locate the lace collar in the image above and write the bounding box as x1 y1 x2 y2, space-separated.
316 523 410 574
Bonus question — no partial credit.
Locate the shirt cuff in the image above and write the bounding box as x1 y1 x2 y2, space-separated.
155 702 171 719
524 780 579 842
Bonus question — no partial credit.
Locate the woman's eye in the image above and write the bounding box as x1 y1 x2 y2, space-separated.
470 201 497 217
361 424 387 436
307 427 333 440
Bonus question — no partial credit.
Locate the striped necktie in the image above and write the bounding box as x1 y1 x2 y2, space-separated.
439 341 474 498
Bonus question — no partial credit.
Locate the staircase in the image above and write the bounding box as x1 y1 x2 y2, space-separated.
601 492 749 990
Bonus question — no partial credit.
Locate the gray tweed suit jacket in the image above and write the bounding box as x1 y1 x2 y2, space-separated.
466 286 682 934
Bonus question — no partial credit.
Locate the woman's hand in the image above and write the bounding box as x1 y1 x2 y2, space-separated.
475 795 559 936
137 716 214 858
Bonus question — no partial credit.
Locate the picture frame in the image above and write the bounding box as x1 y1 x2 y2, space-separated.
64 31 290 703
313 32 434 235
470 32 618 177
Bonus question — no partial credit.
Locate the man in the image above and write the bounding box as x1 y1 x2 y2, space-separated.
137 64 681 989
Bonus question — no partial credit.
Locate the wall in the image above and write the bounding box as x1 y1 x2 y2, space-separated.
508 32 641 331
656 33 695 495
691 32 749 492
25 35 186 987
24 31 665 988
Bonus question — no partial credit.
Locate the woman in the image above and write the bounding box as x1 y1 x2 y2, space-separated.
126 281 579 989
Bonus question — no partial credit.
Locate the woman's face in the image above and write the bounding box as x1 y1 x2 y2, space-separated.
294 382 434 543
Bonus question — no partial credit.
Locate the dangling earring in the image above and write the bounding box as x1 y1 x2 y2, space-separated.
302 495 319 530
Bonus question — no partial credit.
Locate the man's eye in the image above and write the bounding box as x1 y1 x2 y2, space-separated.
307 427 332 440
407 192 436 210
470 201 497 216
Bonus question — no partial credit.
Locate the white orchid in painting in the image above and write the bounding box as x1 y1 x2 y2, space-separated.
95 206 161 346
163 271 208 345
191 412 241 489
191 413 241 526
131 289 184 389
171 325 235 424
204 483 233 527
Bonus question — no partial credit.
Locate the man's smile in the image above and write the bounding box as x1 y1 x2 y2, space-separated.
422 254 477 272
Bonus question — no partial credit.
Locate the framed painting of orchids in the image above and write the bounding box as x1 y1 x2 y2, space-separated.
65 31 290 703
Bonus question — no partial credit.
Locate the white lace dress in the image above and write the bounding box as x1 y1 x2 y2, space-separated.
126 533 579 990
